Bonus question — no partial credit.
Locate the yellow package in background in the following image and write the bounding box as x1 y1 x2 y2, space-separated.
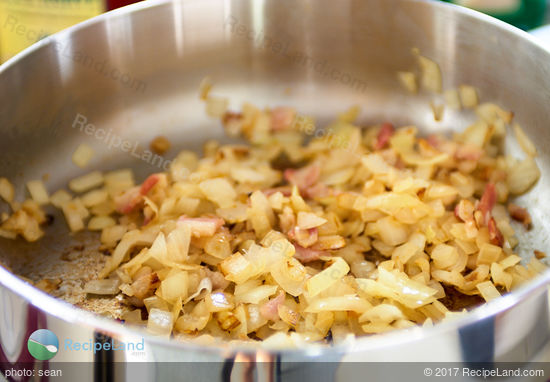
0 0 104 62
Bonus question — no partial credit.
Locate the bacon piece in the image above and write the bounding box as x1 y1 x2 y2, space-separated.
488 217 504 247
427 134 441 149
374 123 394 150
140 174 160 195
260 291 285 321
114 186 142 214
129 272 160 301
477 183 496 225
205 268 230 290
507 203 532 229
284 164 320 191
288 227 318 248
270 107 296 131
178 216 225 237
293 244 325 264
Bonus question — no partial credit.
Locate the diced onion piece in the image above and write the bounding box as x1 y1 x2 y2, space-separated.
297 211 327 230
72 143 95 168
83 279 120 295
444 89 461 110
431 244 459 270
0 178 14 203
305 295 371 313
459 85 478 108
270 257 307 296
99 229 158 278
157 270 189 303
476 103 513 124
306 257 350 298
219 253 257 284
513 124 537 157
205 292 234 312
199 178 236 208
62 200 86 232
121 309 144 325
184 277 212 303
50 189 72 208
147 308 173 337
81 189 108 208
397 71 417 93
357 268 437 309
417 55 442 93
199 77 213 100
507 156 540 195
205 96 228 118
490 263 512 291
101 225 127 246
88 216 116 231
235 284 278 304
476 280 501 302
26 180 49 205
69 171 104 193
377 216 408 246
358 304 405 324
166 224 191 263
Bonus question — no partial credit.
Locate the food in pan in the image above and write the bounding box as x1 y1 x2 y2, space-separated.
0 55 545 347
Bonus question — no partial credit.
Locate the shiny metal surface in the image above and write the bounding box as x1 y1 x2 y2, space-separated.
1 0 550 380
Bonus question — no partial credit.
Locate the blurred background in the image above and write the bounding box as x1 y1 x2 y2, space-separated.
0 0 548 63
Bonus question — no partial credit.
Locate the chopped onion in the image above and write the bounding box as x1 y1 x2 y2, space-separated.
205 96 228 118
147 308 173 337
72 143 95 168
81 189 108 207
306 257 350 298
88 216 116 231
0 178 14 203
476 280 501 302
296 211 327 229
397 71 417 93
513 124 537 157
459 85 478 108
69 171 104 193
507 156 540 195
83 279 120 295
417 55 442 93
50 189 72 208
26 180 49 205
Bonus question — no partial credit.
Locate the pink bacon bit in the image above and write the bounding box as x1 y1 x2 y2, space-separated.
427 134 441 149
178 216 225 237
288 227 318 248
260 291 285 321
293 244 325 264
477 183 496 225
374 122 394 150
140 174 160 195
284 163 321 199
507 203 532 229
270 107 296 131
488 217 504 247
114 186 142 214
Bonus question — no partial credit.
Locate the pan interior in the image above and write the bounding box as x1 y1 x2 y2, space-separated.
1 0 549 324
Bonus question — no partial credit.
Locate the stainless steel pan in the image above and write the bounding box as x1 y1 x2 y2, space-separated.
1 0 550 380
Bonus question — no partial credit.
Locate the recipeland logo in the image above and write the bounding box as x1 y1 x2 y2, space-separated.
27 329 146 360
27 329 59 361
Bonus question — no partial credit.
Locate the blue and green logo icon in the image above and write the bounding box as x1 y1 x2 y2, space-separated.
27 329 59 360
